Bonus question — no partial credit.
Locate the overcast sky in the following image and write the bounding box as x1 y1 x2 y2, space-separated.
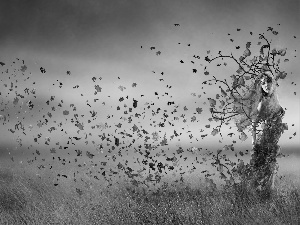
0 0 299 180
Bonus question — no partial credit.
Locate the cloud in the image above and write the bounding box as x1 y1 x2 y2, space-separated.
0 0 164 57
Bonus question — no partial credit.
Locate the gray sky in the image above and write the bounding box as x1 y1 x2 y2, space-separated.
0 0 299 185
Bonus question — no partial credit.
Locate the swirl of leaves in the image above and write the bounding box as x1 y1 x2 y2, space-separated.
203 30 289 133
201 27 291 188
199 144 255 189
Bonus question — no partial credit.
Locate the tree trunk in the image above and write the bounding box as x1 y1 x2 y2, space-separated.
249 107 285 198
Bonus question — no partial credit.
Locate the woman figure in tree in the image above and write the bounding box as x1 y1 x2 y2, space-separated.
232 70 286 196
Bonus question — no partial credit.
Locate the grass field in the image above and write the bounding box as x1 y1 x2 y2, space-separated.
0 163 299 225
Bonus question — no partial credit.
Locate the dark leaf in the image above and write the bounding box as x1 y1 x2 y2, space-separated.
208 98 216 107
211 129 219 136
239 132 247 141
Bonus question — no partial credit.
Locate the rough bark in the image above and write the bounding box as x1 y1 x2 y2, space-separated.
249 107 285 198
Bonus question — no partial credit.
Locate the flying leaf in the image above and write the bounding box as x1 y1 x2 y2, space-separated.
20 65 27 72
282 123 288 130
223 144 234 151
86 151 94 159
208 98 216 107
94 85 102 93
277 71 287 79
243 48 251 57
40 67 46 73
191 116 196 122
176 147 184 154
13 97 19 105
118 85 126 91
277 48 287 56
211 129 219 136
205 56 211 62
196 107 203 114
239 132 248 141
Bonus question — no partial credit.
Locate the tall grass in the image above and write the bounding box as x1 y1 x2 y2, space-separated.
0 164 299 224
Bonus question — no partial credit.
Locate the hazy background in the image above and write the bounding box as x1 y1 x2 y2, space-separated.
0 0 299 188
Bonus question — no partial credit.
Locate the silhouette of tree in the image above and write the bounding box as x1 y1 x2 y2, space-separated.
202 27 292 198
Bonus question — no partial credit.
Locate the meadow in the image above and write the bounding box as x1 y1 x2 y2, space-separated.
0 159 299 225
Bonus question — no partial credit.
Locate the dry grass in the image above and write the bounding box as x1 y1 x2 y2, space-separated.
0 164 299 224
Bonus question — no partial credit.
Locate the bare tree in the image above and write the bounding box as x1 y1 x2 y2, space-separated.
202 28 290 198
